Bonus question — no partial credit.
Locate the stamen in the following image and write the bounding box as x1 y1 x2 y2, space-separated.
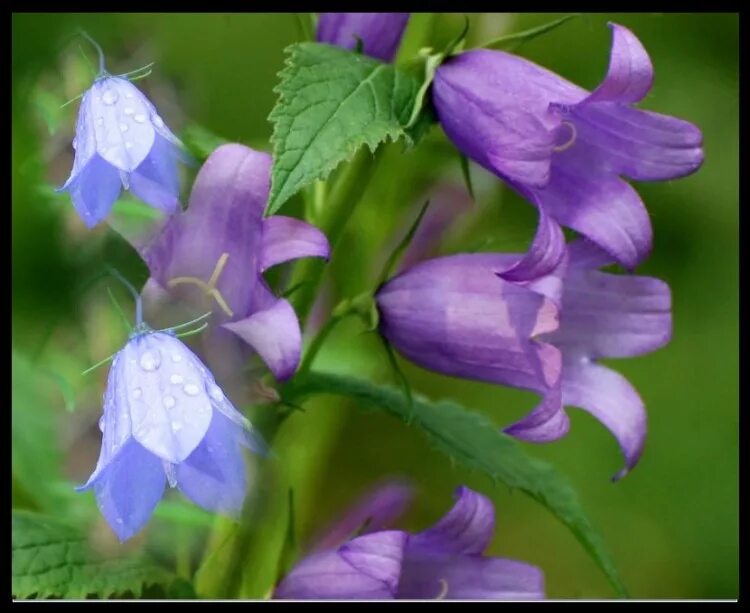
434 578 449 600
167 252 235 317
552 121 577 153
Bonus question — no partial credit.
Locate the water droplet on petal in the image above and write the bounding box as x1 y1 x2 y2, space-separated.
98 416 105 431
72 138 77 150
124 107 135 116
119 122 129 132
171 353 183 363
125 91 134 99
208 384 224 401
139 350 161 371
171 421 183 432
183 383 200 396
132 387 143 399
101 89 118 105
163 395 176 409
153 116 164 128
125 141 133 149
170 374 184 385
115 518 124 525
133 113 146 123
96 117 104 126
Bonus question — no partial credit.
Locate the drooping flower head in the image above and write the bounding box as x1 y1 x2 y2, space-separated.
432 23 703 269
375 231 672 479
60 40 187 228
275 485 544 600
78 320 265 542
136 144 330 385
317 13 410 62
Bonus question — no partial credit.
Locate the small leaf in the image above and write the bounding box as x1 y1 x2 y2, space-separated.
478 14 580 52
12 511 173 599
458 153 475 202
267 43 421 215
288 372 628 598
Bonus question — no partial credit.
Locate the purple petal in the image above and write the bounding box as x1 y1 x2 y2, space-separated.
89 77 156 172
317 13 410 62
83 438 165 542
503 376 570 443
534 168 652 270
566 238 614 270
260 215 330 273
586 23 653 104
497 207 565 283
560 358 647 480
275 531 407 599
549 267 672 359
409 486 494 556
377 255 561 395
311 482 414 552
122 332 213 463
60 154 122 228
128 134 181 214
399 550 545 600
175 410 248 517
141 143 270 321
222 296 301 381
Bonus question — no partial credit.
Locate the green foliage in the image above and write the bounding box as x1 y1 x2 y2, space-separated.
288 372 628 597
12 511 173 599
477 14 580 52
267 43 421 215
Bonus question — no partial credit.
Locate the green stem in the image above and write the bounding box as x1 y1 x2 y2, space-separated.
289 146 384 326
296 312 351 378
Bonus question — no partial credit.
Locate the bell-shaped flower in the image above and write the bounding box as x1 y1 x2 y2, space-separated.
60 74 187 228
376 227 672 479
137 143 330 383
274 485 544 600
317 13 410 62
77 326 265 542
432 23 703 269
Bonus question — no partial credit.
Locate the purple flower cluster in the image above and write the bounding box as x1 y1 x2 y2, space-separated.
58 14 702 598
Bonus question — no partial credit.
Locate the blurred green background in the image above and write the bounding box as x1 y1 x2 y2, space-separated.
12 13 738 599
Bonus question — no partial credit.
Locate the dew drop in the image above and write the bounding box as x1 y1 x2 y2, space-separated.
72 138 77 150
139 350 161 371
125 91 134 99
98 416 105 432
123 107 135 116
170 374 184 385
171 353 183 363
208 384 224 401
133 113 147 123
115 518 124 525
183 383 200 396
101 89 118 105
163 395 176 409
132 387 143 399
171 420 183 432
153 116 164 128
119 122 129 132
96 117 104 126
125 141 133 149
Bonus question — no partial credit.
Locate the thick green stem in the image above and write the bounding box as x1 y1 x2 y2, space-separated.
289 147 383 326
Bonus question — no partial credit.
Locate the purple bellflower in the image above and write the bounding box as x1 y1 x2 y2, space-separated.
317 13 410 62
275 485 544 600
60 41 187 228
376 228 672 479
78 318 265 542
137 143 330 384
432 23 703 269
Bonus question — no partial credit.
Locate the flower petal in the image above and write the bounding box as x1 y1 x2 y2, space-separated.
222 296 301 381
317 13 410 62
90 77 156 172
561 358 647 480
399 550 545 600
549 267 672 359
60 154 122 228
497 206 565 283
536 168 652 270
85 438 165 542
128 134 181 214
311 482 414 552
123 332 213 463
275 531 407 599
175 410 248 516
260 215 330 273
586 23 653 104
503 374 570 443
409 486 494 556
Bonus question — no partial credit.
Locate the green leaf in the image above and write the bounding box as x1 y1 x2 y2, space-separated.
477 14 580 52
458 153 475 202
12 511 173 599
288 372 628 598
267 42 421 215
